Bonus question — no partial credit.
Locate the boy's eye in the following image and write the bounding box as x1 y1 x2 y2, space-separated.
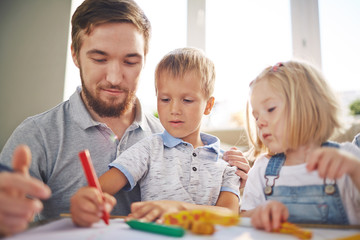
183 99 193 103
160 98 170 102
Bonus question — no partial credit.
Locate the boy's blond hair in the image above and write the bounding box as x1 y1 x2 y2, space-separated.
246 60 342 157
155 47 216 99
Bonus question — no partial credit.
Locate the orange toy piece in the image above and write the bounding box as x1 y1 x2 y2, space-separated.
274 222 312 240
163 209 239 235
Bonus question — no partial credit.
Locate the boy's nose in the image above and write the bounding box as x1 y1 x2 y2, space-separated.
170 101 181 115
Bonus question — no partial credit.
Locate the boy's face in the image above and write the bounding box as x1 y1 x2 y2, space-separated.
250 79 287 153
72 22 145 118
156 71 214 147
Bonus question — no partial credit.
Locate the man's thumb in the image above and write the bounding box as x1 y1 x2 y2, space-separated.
12 145 32 176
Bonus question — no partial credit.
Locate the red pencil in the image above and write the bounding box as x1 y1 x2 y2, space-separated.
78 149 110 225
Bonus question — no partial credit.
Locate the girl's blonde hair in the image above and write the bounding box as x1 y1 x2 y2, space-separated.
246 60 342 157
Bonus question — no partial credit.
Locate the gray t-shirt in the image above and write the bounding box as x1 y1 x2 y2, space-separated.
110 130 240 205
0 87 163 221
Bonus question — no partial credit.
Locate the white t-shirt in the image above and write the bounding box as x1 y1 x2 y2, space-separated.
241 142 360 224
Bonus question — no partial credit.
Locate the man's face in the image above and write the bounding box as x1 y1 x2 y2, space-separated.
72 22 145 118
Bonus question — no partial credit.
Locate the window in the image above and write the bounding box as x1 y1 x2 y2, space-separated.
318 0 360 116
205 0 292 129
64 0 360 130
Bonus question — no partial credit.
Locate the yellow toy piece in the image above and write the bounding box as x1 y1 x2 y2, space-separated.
163 209 239 235
274 222 312 240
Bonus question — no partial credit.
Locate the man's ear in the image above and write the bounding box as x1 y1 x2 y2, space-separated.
71 45 80 68
204 97 215 115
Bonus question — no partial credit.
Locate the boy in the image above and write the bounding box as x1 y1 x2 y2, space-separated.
71 48 240 226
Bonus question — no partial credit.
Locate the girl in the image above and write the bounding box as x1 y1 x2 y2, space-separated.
241 60 360 232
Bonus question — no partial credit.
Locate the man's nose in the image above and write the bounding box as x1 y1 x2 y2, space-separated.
106 62 123 85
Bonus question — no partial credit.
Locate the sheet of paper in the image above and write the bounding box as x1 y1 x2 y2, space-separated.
5 218 360 240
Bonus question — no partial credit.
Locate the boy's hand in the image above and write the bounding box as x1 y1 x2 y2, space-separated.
250 200 289 232
70 187 115 227
222 147 250 188
306 147 360 179
127 200 185 223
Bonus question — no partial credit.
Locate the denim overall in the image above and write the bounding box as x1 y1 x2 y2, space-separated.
264 142 349 224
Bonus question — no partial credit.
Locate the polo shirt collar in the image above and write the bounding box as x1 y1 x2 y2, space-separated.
160 130 221 156
70 86 150 132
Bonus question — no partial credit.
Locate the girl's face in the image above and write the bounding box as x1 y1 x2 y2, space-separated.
250 79 287 153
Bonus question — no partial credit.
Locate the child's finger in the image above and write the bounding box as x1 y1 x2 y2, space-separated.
103 193 116 209
130 202 153 220
326 156 342 179
316 155 332 179
305 148 322 172
139 208 162 222
259 205 272 232
271 207 282 230
70 187 104 226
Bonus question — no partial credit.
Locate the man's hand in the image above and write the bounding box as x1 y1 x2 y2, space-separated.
0 145 51 236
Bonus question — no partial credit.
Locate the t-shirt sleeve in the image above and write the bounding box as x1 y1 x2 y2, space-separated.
0 118 47 182
221 165 240 199
240 155 268 211
109 137 152 191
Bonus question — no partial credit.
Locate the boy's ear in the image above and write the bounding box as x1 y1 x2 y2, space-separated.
204 97 215 115
71 45 80 68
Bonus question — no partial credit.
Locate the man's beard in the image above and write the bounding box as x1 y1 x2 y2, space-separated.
80 71 136 118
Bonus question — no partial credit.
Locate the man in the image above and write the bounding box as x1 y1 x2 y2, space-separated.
0 0 249 235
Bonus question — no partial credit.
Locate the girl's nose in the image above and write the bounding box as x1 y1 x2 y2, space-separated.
256 116 267 128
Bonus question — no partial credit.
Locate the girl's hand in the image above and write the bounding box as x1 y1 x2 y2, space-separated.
127 200 185 223
250 200 289 232
70 187 116 227
306 147 360 180
222 147 250 188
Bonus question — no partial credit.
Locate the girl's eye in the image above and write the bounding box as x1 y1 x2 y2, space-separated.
268 107 276 112
183 99 193 103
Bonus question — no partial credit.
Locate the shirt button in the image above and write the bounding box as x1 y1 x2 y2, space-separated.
192 167 197 171
192 152 197 157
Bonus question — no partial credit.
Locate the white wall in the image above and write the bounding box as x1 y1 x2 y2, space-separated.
0 0 71 150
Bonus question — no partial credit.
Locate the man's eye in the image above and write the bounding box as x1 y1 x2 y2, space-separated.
92 58 106 63
125 61 138 65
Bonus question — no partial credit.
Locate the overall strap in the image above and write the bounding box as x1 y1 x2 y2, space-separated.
265 153 286 176
321 141 340 148
264 141 340 196
264 153 286 195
